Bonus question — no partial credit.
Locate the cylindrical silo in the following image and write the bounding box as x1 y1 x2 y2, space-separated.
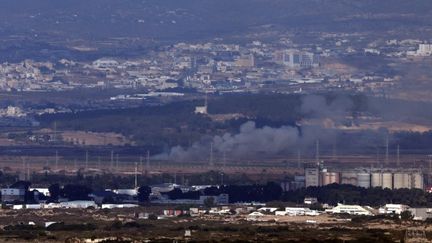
411 173 424 189
329 172 340 185
393 173 405 189
321 172 339 186
371 172 383 188
357 173 371 188
341 172 357 186
382 173 393 189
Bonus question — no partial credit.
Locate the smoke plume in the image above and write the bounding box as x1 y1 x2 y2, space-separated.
156 121 300 161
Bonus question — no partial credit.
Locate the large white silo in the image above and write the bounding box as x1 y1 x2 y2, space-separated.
357 173 371 188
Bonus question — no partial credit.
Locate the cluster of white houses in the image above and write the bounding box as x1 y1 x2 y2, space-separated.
246 201 432 221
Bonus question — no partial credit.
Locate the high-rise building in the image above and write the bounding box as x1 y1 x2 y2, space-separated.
274 50 319 69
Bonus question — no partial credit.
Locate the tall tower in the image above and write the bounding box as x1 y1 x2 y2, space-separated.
396 144 400 167
297 149 301 169
26 162 30 181
222 151 226 172
116 154 119 173
85 150 89 171
146 150 150 171
110 150 114 171
55 150 59 171
385 136 389 165
134 162 138 189
209 142 214 169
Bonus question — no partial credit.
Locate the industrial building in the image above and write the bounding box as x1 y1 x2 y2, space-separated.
305 166 320 187
304 164 424 190
325 204 375 216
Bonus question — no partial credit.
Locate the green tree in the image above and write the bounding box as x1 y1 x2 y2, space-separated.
137 186 151 202
400 211 413 221
204 197 215 208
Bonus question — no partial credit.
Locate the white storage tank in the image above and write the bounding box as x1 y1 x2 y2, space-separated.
382 173 393 189
371 173 383 188
321 172 340 186
341 172 357 186
357 173 371 188
411 173 424 189
393 173 411 189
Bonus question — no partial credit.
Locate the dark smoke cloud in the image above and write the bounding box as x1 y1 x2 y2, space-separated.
156 94 404 162
155 121 300 161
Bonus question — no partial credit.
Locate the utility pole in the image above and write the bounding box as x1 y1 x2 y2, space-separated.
116 154 119 173
385 136 389 165
26 162 30 181
85 150 89 171
53 121 57 142
332 143 337 161
376 147 380 168
209 142 214 169
396 144 400 167
428 155 432 174
110 150 114 171
146 151 150 171
55 150 59 171
134 162 138 189
297 149 301 169
21 157 25 178
222 151 226 172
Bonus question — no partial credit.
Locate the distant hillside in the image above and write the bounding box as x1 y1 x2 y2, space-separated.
0 0 431 40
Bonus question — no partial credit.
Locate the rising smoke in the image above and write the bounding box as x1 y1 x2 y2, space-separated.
155 94 392 162
155 121 300 161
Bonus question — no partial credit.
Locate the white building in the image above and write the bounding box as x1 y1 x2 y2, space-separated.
247 211 265 221
409 208 432 221
257 207 278 213
416 43 432 56
326 204 375 216
274 50 319 69
92 58 119 68
379 204 410 215
101 204 139 209
1 188 26 203
304 197 318 205
59 200 97 209
114 189 138 196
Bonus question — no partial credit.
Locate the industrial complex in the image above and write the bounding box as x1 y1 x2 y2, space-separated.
304 162 424 190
